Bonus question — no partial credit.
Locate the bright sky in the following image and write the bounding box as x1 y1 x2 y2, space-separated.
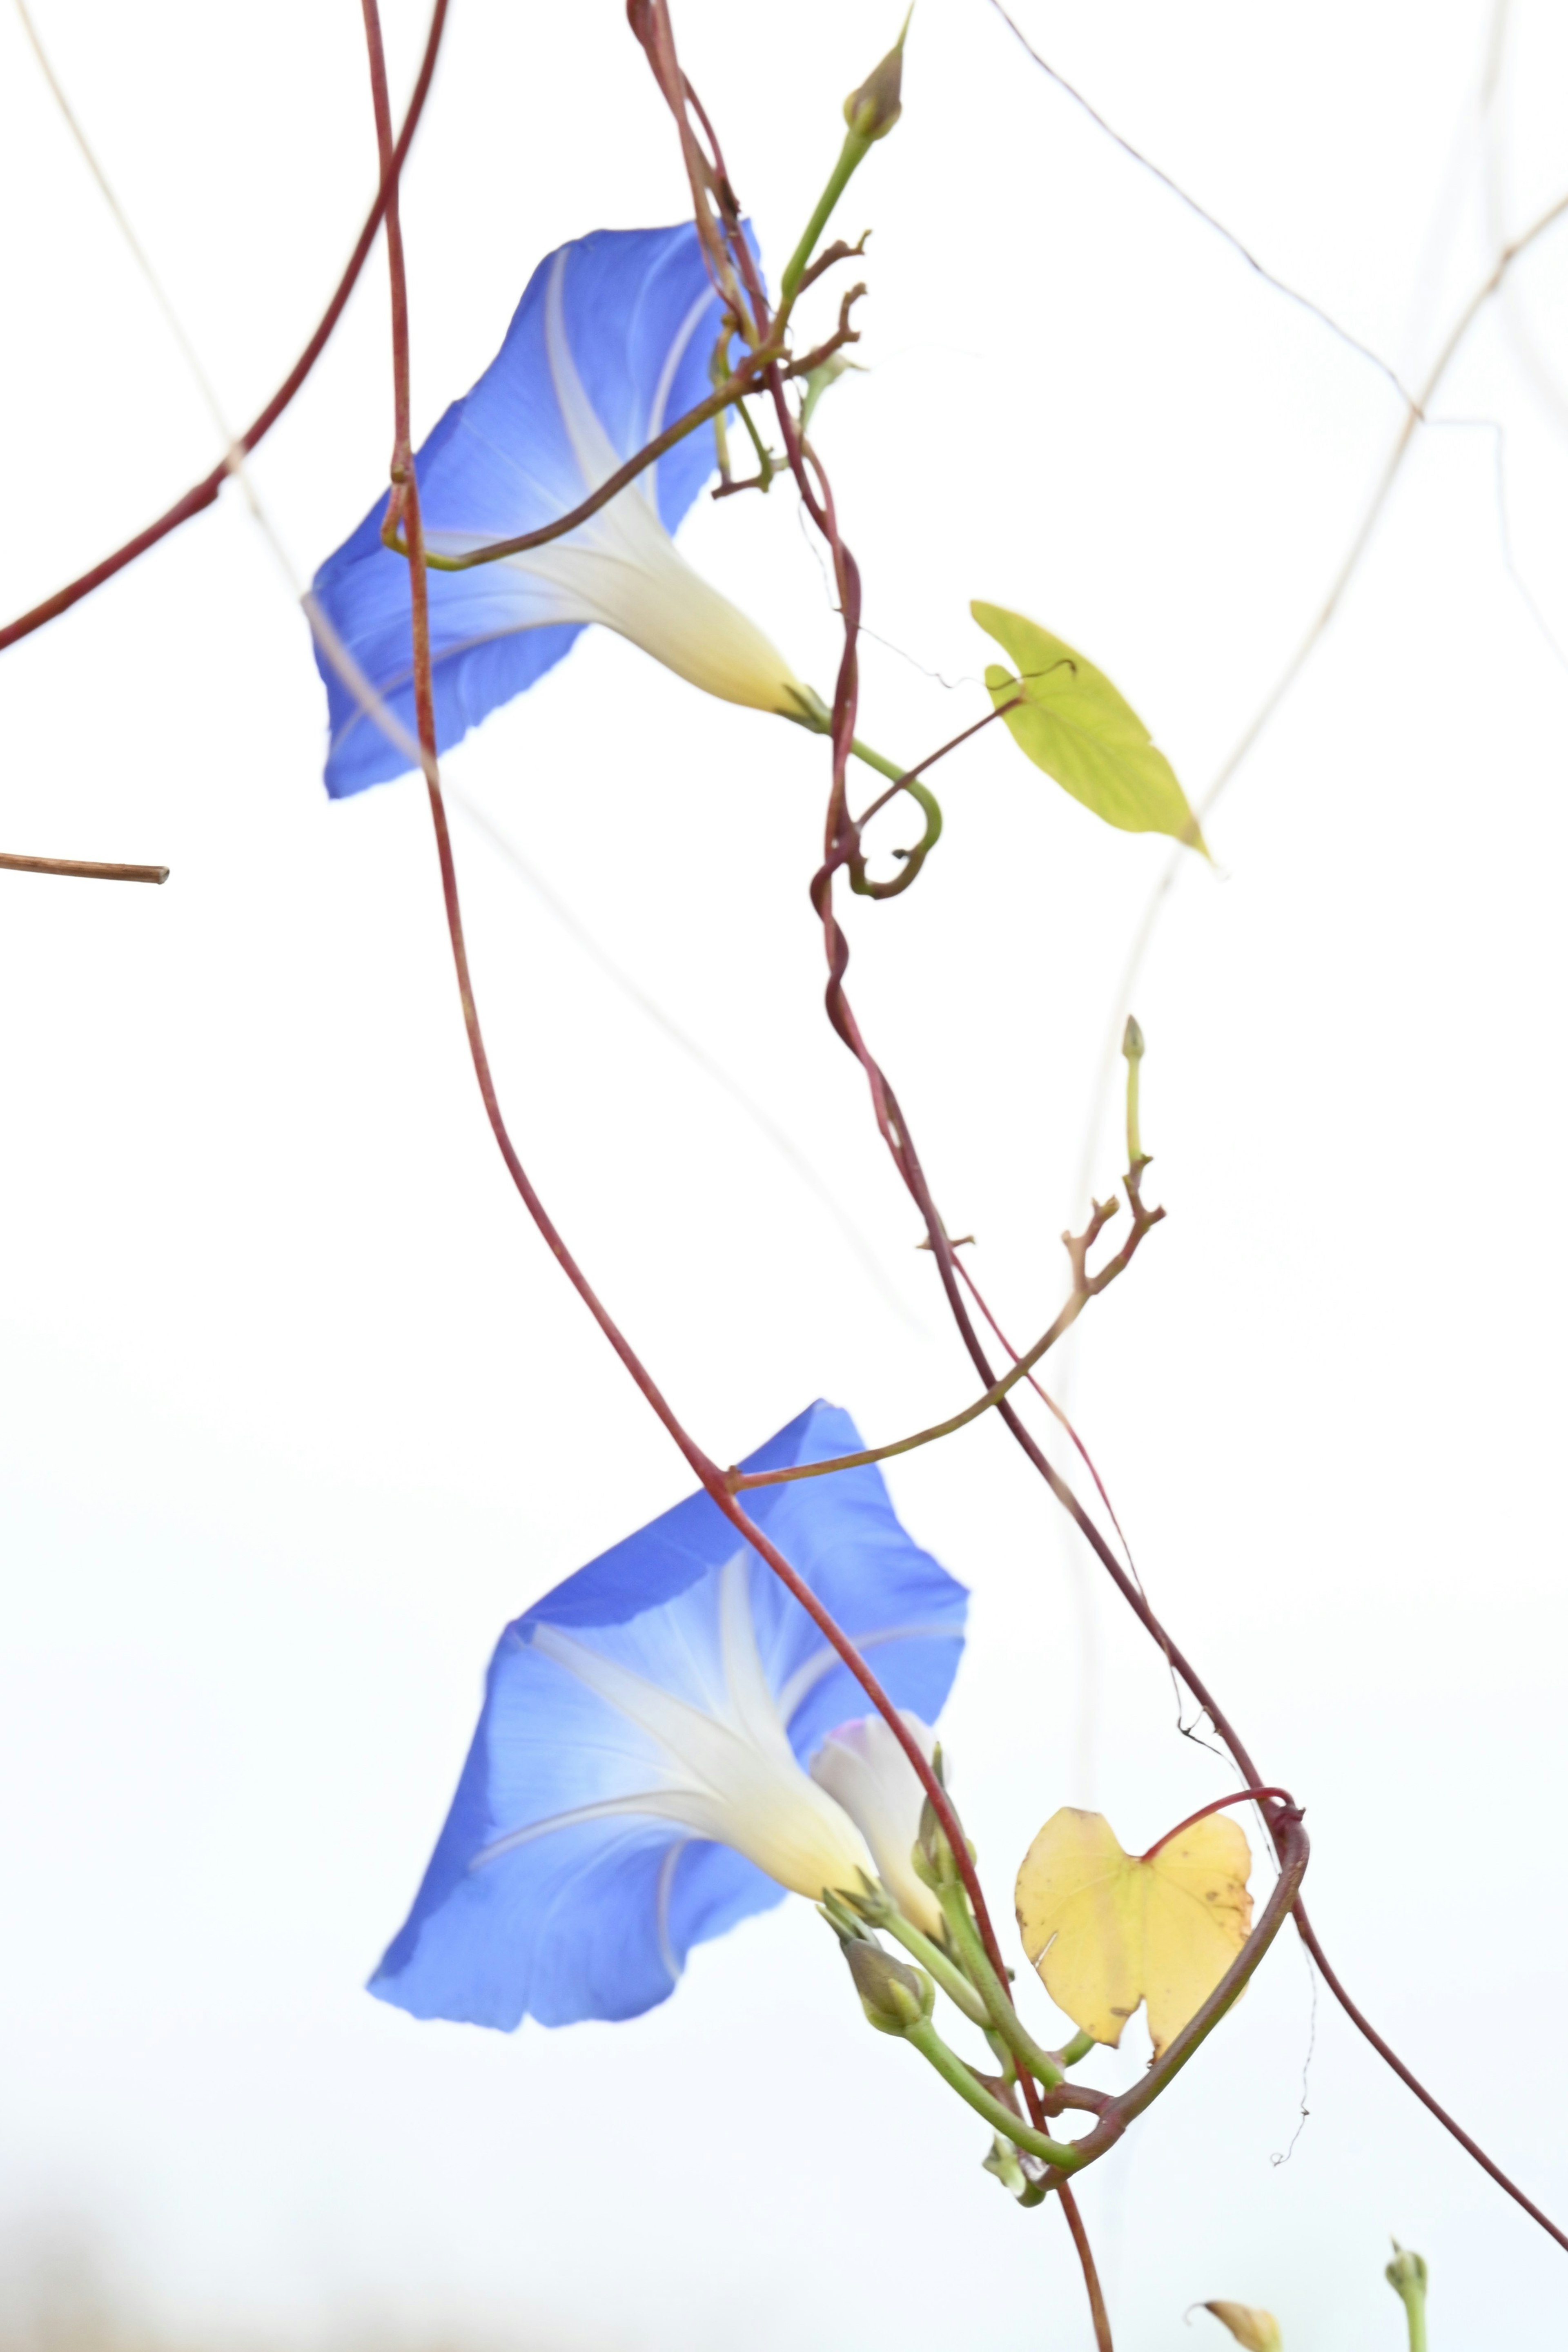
3 2 1568 2347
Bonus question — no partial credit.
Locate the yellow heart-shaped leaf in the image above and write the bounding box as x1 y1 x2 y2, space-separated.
1014 1807 1253 2057
972 601 1207 855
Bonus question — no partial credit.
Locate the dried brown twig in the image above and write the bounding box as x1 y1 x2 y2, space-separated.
0 853 167 884
727 1158 1163 1493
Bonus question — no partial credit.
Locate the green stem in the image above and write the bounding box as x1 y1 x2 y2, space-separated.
1056 2029 1096 2068
876 1913 991 2027
938 1885 1063 2088
733 393 774 488
1386 2254 1428 2352
781 131 871 301
904 2019 1081 2169
1392 2285 1427 2352
840 735 944 891
778 687 905 786
846 734 904 782
984 2027 1018 2085
778 699 943 893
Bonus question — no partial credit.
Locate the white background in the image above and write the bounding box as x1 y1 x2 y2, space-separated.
2 1 1567 2346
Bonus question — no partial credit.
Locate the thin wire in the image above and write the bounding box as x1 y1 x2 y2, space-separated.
983 0 1420 413
448 792 920 1324
792 501 978 689
1270 1942 1318 2167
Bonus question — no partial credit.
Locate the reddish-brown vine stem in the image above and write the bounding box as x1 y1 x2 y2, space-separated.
0 0 449 658
851 701 1017 829
1059 2184 1113 2352
634 9 1568 2268
1140 1788 1296 1862
355 0 1019 2101
951 1254 1141 1578
621 18 1123 2344
808 876 1568 2243
616 76 1123 2352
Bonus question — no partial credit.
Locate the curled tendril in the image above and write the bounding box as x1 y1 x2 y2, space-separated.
848 774 943 898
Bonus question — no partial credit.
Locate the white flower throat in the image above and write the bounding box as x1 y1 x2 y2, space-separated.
427 252 806 718
471 1552 936 1918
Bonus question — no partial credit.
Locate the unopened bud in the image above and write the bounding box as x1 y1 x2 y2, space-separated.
1385 2242 1428 2339
843 9 911 143
1122 1012 1146 1162
913 1792 958 1890
842 1938 933 2034
1201 2305 1282 2352
982 2134 1028 2198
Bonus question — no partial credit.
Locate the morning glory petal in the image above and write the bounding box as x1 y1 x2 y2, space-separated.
811 1711 944 1937
557 223 739 535
369 1400 967 2030
310 223 802 798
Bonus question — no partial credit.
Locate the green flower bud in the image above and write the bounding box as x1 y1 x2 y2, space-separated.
842 1937 934 2034
1122 1014 1145 1061
843 10 911 144
1385 2244 1427 2297
982 2134 1028 2198
1201 2305 1282 2352
1385 2240 1428 2346
912 1778 973 1892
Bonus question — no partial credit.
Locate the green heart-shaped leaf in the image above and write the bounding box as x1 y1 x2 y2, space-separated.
972 601 1207 856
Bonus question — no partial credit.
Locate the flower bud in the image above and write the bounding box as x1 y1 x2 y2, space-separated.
843 10 911 143
982 2134 1028 2198
1201 2305 1282 2352
1385 2244 1427 2294
1122 1014 1145 1061
842 1937 934 2034
1385 2241 1428 2338
912 1777 973 1892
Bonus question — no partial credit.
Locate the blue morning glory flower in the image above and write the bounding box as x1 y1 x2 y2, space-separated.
310 223 805 798
370 1401 967 2030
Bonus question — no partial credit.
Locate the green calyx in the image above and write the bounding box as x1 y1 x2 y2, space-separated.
842 1936 935 2034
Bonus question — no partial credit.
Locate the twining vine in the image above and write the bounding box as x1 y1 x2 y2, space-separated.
7 6 1567 2346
